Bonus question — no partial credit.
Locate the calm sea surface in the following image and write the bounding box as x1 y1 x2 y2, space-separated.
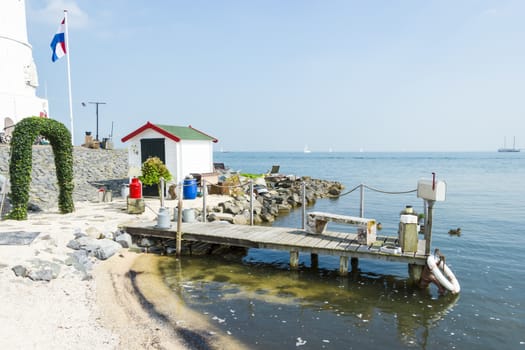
158 152 524 349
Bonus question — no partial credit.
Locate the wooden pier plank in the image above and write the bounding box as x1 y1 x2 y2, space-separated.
122 221 428 265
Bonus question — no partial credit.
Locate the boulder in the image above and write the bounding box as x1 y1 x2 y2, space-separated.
67 236 99 253
115 232 132 248
220 201 242 215
93 239 122 260
12 265 28 277
28 269 54 282
232 214 248 225
66 250 93 273
67 236 121 260
86 226 103 239
208 212 234 223
260 213 275 223
138 238 154 248
253 214 263 225
27 259 61 281
277 204 292 213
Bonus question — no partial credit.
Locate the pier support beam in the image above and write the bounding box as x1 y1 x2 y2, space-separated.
408 263 423 283
351 257 359 270
339 256 349 276
424 200 435 255
176 186 183 257
290 250 299 270
310 253 318 269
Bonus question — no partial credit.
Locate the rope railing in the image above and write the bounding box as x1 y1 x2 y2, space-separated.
332 184 417 198
331 183 417 218
172 178 423 256
362 184 417 195
201 180 253 190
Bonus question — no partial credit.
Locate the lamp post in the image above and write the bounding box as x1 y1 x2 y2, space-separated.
81 101 106 141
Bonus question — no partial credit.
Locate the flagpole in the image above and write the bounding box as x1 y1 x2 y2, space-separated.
63 9 75 145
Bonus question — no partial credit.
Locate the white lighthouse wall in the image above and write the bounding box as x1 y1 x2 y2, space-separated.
0 0 48 129
0 0 29 42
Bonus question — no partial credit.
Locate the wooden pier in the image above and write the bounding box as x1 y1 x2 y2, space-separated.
123 221 428 277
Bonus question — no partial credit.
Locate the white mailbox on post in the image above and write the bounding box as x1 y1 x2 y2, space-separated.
417 180 446 201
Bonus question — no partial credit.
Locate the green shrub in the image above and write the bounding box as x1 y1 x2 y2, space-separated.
7 117 74 220
240 173 264 179
139 156 172 197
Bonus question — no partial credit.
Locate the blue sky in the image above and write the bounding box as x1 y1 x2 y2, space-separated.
26 0 525 151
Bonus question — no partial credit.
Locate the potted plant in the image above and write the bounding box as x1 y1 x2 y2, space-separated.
139 157 172 198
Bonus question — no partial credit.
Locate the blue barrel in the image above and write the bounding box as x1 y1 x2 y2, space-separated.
183 178 197 199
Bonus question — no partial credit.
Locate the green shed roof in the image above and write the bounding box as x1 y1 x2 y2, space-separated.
121 121 218 143
155 124 215 141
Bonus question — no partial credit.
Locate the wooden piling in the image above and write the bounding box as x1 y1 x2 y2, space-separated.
351 257 359 270
408 263 423 282
339 256 349 276
290 250 299 269
311 253 319 269
176 187 183 256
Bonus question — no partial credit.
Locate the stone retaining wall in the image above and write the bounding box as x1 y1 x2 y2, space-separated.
0 145 344 220
0 145 128 210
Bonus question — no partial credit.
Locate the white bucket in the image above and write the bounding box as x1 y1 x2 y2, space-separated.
182 208 195 223
121 184 129 198
156 207 171 228
98 190 105 202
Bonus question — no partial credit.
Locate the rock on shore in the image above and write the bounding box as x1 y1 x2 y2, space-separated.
203 174 344 225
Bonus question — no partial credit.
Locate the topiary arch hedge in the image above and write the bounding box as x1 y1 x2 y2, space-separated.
7 117 74 220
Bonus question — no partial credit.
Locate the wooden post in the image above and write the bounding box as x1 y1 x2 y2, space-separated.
339 256 349 276
408 263 423 283
424 200 435 255
202 180 207 222
301 181 306 229
310 253 318 269
351 257 359 270
176 183 183 257
250 181 254 226
290 250 299 269
159 177 165 208
359 184 365 218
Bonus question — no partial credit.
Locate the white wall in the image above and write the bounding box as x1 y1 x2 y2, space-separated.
179 140 214 180
0 0 48 123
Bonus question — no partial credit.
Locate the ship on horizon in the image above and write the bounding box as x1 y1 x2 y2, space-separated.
498 136 520 152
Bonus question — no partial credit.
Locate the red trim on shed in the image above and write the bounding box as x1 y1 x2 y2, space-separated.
121 121 181 143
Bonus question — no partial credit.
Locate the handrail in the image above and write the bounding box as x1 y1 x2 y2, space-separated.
332 184 416 198
176 178 428 256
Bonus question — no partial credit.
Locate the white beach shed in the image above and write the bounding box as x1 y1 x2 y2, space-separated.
121 122 218 195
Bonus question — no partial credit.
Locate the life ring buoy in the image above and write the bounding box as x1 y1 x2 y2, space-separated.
426 255 461 294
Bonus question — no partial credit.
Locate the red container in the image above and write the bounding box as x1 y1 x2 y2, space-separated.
129 177 142 199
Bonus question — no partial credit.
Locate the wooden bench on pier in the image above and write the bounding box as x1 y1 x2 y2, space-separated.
307 211 377 245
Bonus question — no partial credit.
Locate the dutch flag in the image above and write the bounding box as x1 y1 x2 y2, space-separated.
50 18 66 62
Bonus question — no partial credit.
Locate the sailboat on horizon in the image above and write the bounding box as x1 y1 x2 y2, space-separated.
498 136 520 152
303 145 311 153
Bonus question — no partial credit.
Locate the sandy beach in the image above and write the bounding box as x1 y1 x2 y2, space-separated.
0 195 240 349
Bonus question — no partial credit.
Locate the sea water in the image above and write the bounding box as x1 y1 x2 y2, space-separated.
159 152 524 349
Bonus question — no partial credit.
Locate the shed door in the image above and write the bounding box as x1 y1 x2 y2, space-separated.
140 138 166 197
